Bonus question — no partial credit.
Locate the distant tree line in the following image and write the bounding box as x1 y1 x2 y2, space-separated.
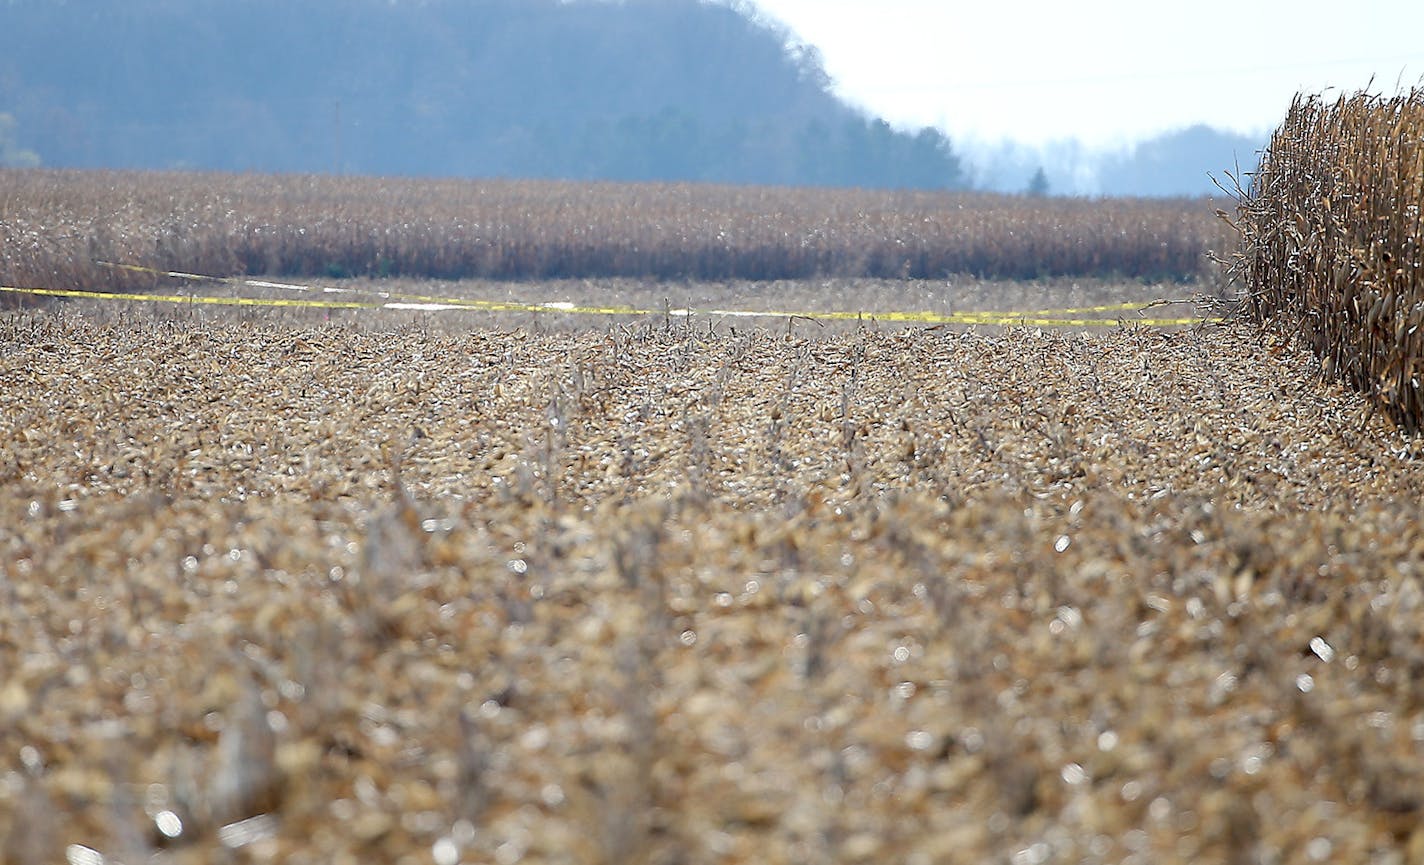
0 0 965 190
1094 125 1263 197
964 126 1265 198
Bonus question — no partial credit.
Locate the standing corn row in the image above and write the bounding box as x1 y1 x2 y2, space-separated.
1236 89 1424 431
0 170 1227 302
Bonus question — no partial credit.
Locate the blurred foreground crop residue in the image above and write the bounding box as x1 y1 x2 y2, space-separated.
3 309 1424 864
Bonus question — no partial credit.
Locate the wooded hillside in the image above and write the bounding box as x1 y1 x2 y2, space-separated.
0 0 965 189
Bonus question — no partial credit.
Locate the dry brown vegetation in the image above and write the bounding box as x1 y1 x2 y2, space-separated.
0 169 1228 302
4 304 1424 864
1231 87 1424 431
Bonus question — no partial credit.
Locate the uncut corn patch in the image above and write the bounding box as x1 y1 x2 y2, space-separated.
1233 88 1424 431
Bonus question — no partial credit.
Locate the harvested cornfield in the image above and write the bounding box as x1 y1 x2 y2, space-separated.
0 169 1228 302
3 305 1424 865
1231 88 1424 431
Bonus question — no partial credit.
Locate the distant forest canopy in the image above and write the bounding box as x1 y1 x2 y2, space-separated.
0 0 966 189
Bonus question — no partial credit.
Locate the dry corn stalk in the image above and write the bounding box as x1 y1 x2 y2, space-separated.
1230 88 1424 431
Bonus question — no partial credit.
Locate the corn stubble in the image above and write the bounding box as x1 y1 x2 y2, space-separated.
3 310 1424 864
1230 87 1424 431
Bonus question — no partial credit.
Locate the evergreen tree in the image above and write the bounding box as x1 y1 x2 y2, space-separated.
1026 166 1049 197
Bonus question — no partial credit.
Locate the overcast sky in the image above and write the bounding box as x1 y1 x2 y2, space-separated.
748 0 1424 148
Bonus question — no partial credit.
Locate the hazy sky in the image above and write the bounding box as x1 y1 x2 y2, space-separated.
749 0 1424 147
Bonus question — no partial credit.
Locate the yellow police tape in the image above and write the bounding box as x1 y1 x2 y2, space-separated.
0 262 1221 327
1 285 377 309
